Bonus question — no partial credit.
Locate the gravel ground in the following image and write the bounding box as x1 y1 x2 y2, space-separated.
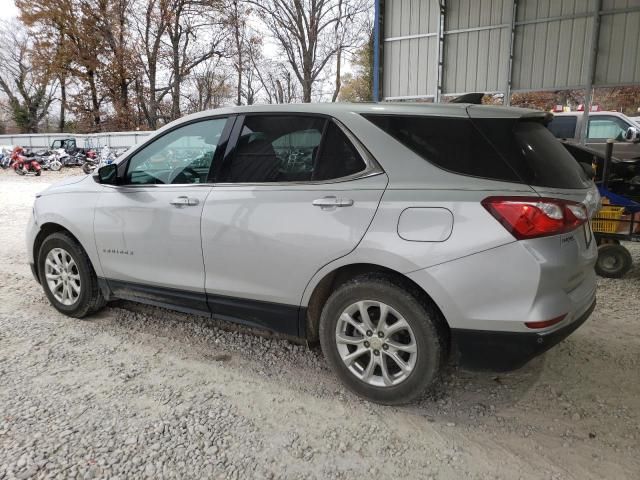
1 168 639 480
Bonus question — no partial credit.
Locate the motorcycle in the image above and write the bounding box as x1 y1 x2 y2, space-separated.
82 149 98 174
68 151 87 167
1 146 14 169
11 147 42 176
39 149 64 171
82 147 114 174
0 153 11 169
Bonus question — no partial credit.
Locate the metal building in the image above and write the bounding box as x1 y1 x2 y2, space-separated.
374 0 640 105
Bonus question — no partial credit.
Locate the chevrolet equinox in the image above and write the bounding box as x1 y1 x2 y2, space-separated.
27 103 599 404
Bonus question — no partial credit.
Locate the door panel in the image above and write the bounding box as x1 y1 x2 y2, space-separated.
201 174 388 312
94 185 213 312
93 116 232 313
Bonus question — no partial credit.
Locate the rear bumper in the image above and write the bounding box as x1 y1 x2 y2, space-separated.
450 298 596 372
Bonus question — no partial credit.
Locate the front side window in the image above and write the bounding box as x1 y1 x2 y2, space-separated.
125 118 227 185
220 115 367 183
587 116 628 140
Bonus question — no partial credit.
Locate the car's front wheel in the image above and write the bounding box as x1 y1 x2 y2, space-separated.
319 275 444 405
37 232 105 317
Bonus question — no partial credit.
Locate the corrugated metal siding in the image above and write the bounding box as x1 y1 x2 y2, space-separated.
382 0 640 100
517 0 592 22
511 13 593 90
383 0 439 98
597 1 640 85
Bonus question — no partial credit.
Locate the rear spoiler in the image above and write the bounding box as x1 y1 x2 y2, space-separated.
465 104 553 124
519 111 554 125
450 92 485 104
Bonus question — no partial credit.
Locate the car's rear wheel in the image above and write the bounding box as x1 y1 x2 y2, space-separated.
38 232 106 317
319 275 443 405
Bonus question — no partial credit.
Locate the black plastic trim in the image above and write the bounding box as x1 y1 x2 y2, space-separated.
108 279 211 316
451 298 596 372
208 295 300 337
103 278 302 337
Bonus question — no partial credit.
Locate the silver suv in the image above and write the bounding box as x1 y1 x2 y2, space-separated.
27 103 599 404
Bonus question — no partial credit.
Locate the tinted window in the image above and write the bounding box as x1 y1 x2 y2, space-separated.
222 115 366 183
547 116 577 138
362 115 520 182
125 118 227 185
314 122 366 181
588 116 628 140
473 118 590 189
363 114 589 189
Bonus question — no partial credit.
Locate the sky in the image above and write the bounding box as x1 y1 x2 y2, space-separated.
0 0 18 20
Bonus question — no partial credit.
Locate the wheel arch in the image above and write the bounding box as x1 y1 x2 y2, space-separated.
32 223 86 282
303 262 450 348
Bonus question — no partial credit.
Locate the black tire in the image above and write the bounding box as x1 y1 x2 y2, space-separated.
37 232 106 317
82 162 94 175
595 243 633 278
319 274 444 405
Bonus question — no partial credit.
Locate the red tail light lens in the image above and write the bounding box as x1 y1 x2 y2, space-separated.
525 314 566 329
482 196 587 240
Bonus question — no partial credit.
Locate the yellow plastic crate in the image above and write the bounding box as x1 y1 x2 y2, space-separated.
592 206 626 233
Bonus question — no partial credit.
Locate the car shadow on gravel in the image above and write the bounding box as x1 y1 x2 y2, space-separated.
82 298 547 419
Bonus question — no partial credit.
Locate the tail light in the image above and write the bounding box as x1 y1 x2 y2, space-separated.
482 196 587 240
525 314 566 329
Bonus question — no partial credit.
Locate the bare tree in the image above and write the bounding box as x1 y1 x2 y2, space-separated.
0 23 57 133
132 0 172 128
164 0 227 120
185 57 233 112
248 0 369 102
96 0 137 130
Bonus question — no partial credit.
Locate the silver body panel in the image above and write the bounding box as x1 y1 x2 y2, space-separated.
27 102 597 336
201 175 387 305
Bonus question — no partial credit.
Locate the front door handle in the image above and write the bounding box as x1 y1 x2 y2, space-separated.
312 196 354 209
170 196 199 207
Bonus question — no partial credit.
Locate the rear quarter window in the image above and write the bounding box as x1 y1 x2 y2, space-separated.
363 114 590 189
473 118 591 189
362 114 520 182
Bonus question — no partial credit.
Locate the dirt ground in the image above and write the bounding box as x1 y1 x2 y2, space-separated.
0 168 639 480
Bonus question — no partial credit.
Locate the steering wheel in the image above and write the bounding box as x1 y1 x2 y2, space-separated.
170 166 200 184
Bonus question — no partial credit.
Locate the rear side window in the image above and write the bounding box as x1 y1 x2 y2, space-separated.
221 115 366 183
547 116 577 138
362 115 520 182
363 114 589 189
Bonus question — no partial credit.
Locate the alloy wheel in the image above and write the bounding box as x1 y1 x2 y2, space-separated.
44 248 81 306
335 300 417 387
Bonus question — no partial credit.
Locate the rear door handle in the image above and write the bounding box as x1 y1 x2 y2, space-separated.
312 196 354 209
170 196 199 207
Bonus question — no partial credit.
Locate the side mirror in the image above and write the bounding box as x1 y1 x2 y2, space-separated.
95 163 118 185
624 126 640 142
579 162 595 180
